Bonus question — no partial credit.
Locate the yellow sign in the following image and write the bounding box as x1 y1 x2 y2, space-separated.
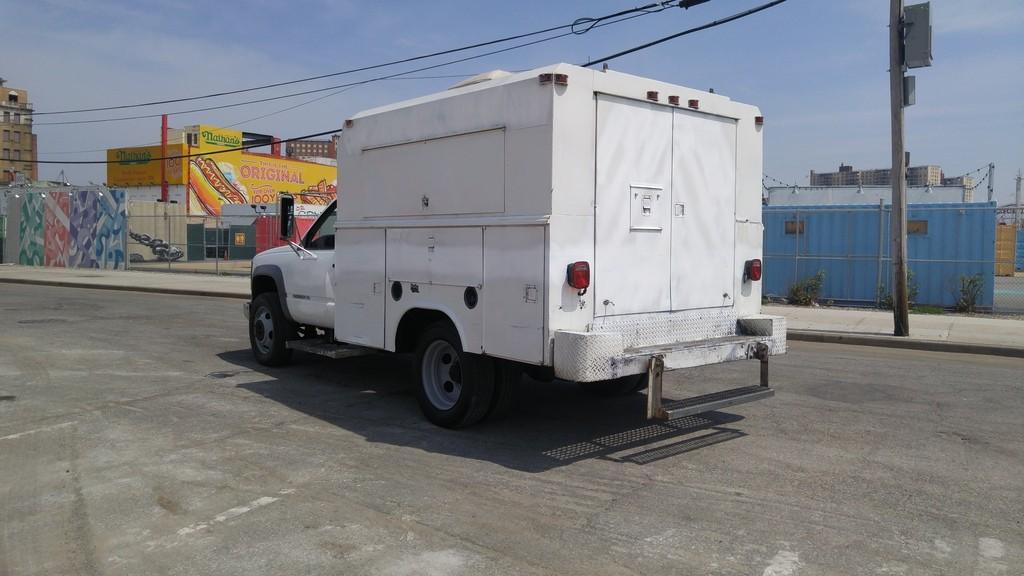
192 125 243 153
107 124 337 215
234 232 246 247
106 144 186 186
185 125 336 216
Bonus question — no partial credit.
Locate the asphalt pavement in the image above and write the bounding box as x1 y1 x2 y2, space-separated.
1 284 1022 575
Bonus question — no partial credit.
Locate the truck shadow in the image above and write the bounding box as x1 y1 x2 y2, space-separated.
218 349 748 473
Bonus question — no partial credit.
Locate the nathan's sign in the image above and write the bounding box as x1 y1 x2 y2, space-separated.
106 144 186 186
115 150 153 164
201 130 242 148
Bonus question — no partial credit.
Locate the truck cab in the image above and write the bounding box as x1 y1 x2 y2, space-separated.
248 63 786 429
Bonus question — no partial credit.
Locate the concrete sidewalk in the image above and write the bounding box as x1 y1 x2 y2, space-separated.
766 304 1024 357
1 265 1022 356
0 264 249 299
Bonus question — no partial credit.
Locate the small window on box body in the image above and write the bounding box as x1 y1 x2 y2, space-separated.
784 220 805 235
908 220 928 235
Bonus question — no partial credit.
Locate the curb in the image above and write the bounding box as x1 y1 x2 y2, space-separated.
0 277 250 300
3 277 1021 359
789 329 1024 359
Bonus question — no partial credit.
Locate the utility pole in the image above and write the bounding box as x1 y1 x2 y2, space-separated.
987 162 995 202
889 0 910 336
888 0 931 336
160 114 169 203
1016 170 1022 228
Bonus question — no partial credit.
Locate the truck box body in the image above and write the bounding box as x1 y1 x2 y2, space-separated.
334 63 785 380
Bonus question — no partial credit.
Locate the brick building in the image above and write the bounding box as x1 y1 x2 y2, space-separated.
285 135 338 161
0 79 37 182
810 164 944 187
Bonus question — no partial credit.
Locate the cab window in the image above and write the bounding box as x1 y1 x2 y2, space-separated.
304 206 336 250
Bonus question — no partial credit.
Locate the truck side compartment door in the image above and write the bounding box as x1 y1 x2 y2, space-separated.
334 228 386 348
385 228 484 353
483 226 545 364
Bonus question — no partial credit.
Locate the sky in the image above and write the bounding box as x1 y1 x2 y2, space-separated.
5 0 1023 203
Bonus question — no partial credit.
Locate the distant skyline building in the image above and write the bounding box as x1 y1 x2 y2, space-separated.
286 135 338 162
0 78 37 182
810 163 947 187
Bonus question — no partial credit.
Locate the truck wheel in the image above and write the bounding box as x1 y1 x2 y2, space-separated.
249 292 293 366
580 373 648 396
414 322 494 428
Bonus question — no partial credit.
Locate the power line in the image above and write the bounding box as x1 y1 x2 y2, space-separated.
763 174 795 187
951 163 990 179
220 69 523 131
29 2 693 117
33 10 672 127
28 1 785 165
28 129 342 165
38 72 506 155
580 0 787 67
34 8 671 128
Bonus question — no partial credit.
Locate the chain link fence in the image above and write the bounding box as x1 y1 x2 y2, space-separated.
124 209 286 276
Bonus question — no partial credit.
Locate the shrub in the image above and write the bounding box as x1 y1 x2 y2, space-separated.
788 270 825 306
877 269 919 310
954 274 984 313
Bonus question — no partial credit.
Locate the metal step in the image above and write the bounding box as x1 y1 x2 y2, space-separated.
645 345 773 421
661 385 774 420
286 338 372 359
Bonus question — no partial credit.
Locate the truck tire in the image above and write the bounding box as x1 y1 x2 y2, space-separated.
414 322 494 428
580 373 648 396
249 292 293 366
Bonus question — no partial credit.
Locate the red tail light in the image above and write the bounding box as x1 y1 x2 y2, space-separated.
744 259 762 282
567 261 590 291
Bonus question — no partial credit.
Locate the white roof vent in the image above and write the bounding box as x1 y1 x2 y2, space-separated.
448 70 512 90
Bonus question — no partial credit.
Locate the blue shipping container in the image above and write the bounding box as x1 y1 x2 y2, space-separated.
1017 228 1024 272
763 202 995 308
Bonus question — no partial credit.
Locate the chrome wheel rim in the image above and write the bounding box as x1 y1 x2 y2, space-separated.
253 305 275 355
422 340 462 411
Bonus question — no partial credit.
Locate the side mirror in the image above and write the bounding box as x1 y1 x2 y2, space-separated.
278 194 294 239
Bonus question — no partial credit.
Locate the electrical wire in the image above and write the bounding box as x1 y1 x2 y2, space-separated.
33 8 667 127
28 2 787 165
580 0 787 67
28 128 342 165
29 2 691 117
763 174 795 187
37 72 505 155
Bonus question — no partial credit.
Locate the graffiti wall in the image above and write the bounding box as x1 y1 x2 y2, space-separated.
6 188 128 270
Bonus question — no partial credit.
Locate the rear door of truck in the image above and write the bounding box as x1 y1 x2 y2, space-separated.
594 94 737 318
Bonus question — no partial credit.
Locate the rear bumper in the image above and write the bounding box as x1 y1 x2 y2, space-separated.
553 314 786 382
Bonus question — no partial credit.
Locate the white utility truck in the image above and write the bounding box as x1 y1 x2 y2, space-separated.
246 63 786 428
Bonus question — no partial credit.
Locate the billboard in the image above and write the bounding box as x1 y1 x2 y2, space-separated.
106 125 337 216
106 144 187 186
185 125 336 216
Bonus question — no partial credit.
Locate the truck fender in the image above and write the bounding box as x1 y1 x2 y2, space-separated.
393 305 476 355
251 264 296 324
